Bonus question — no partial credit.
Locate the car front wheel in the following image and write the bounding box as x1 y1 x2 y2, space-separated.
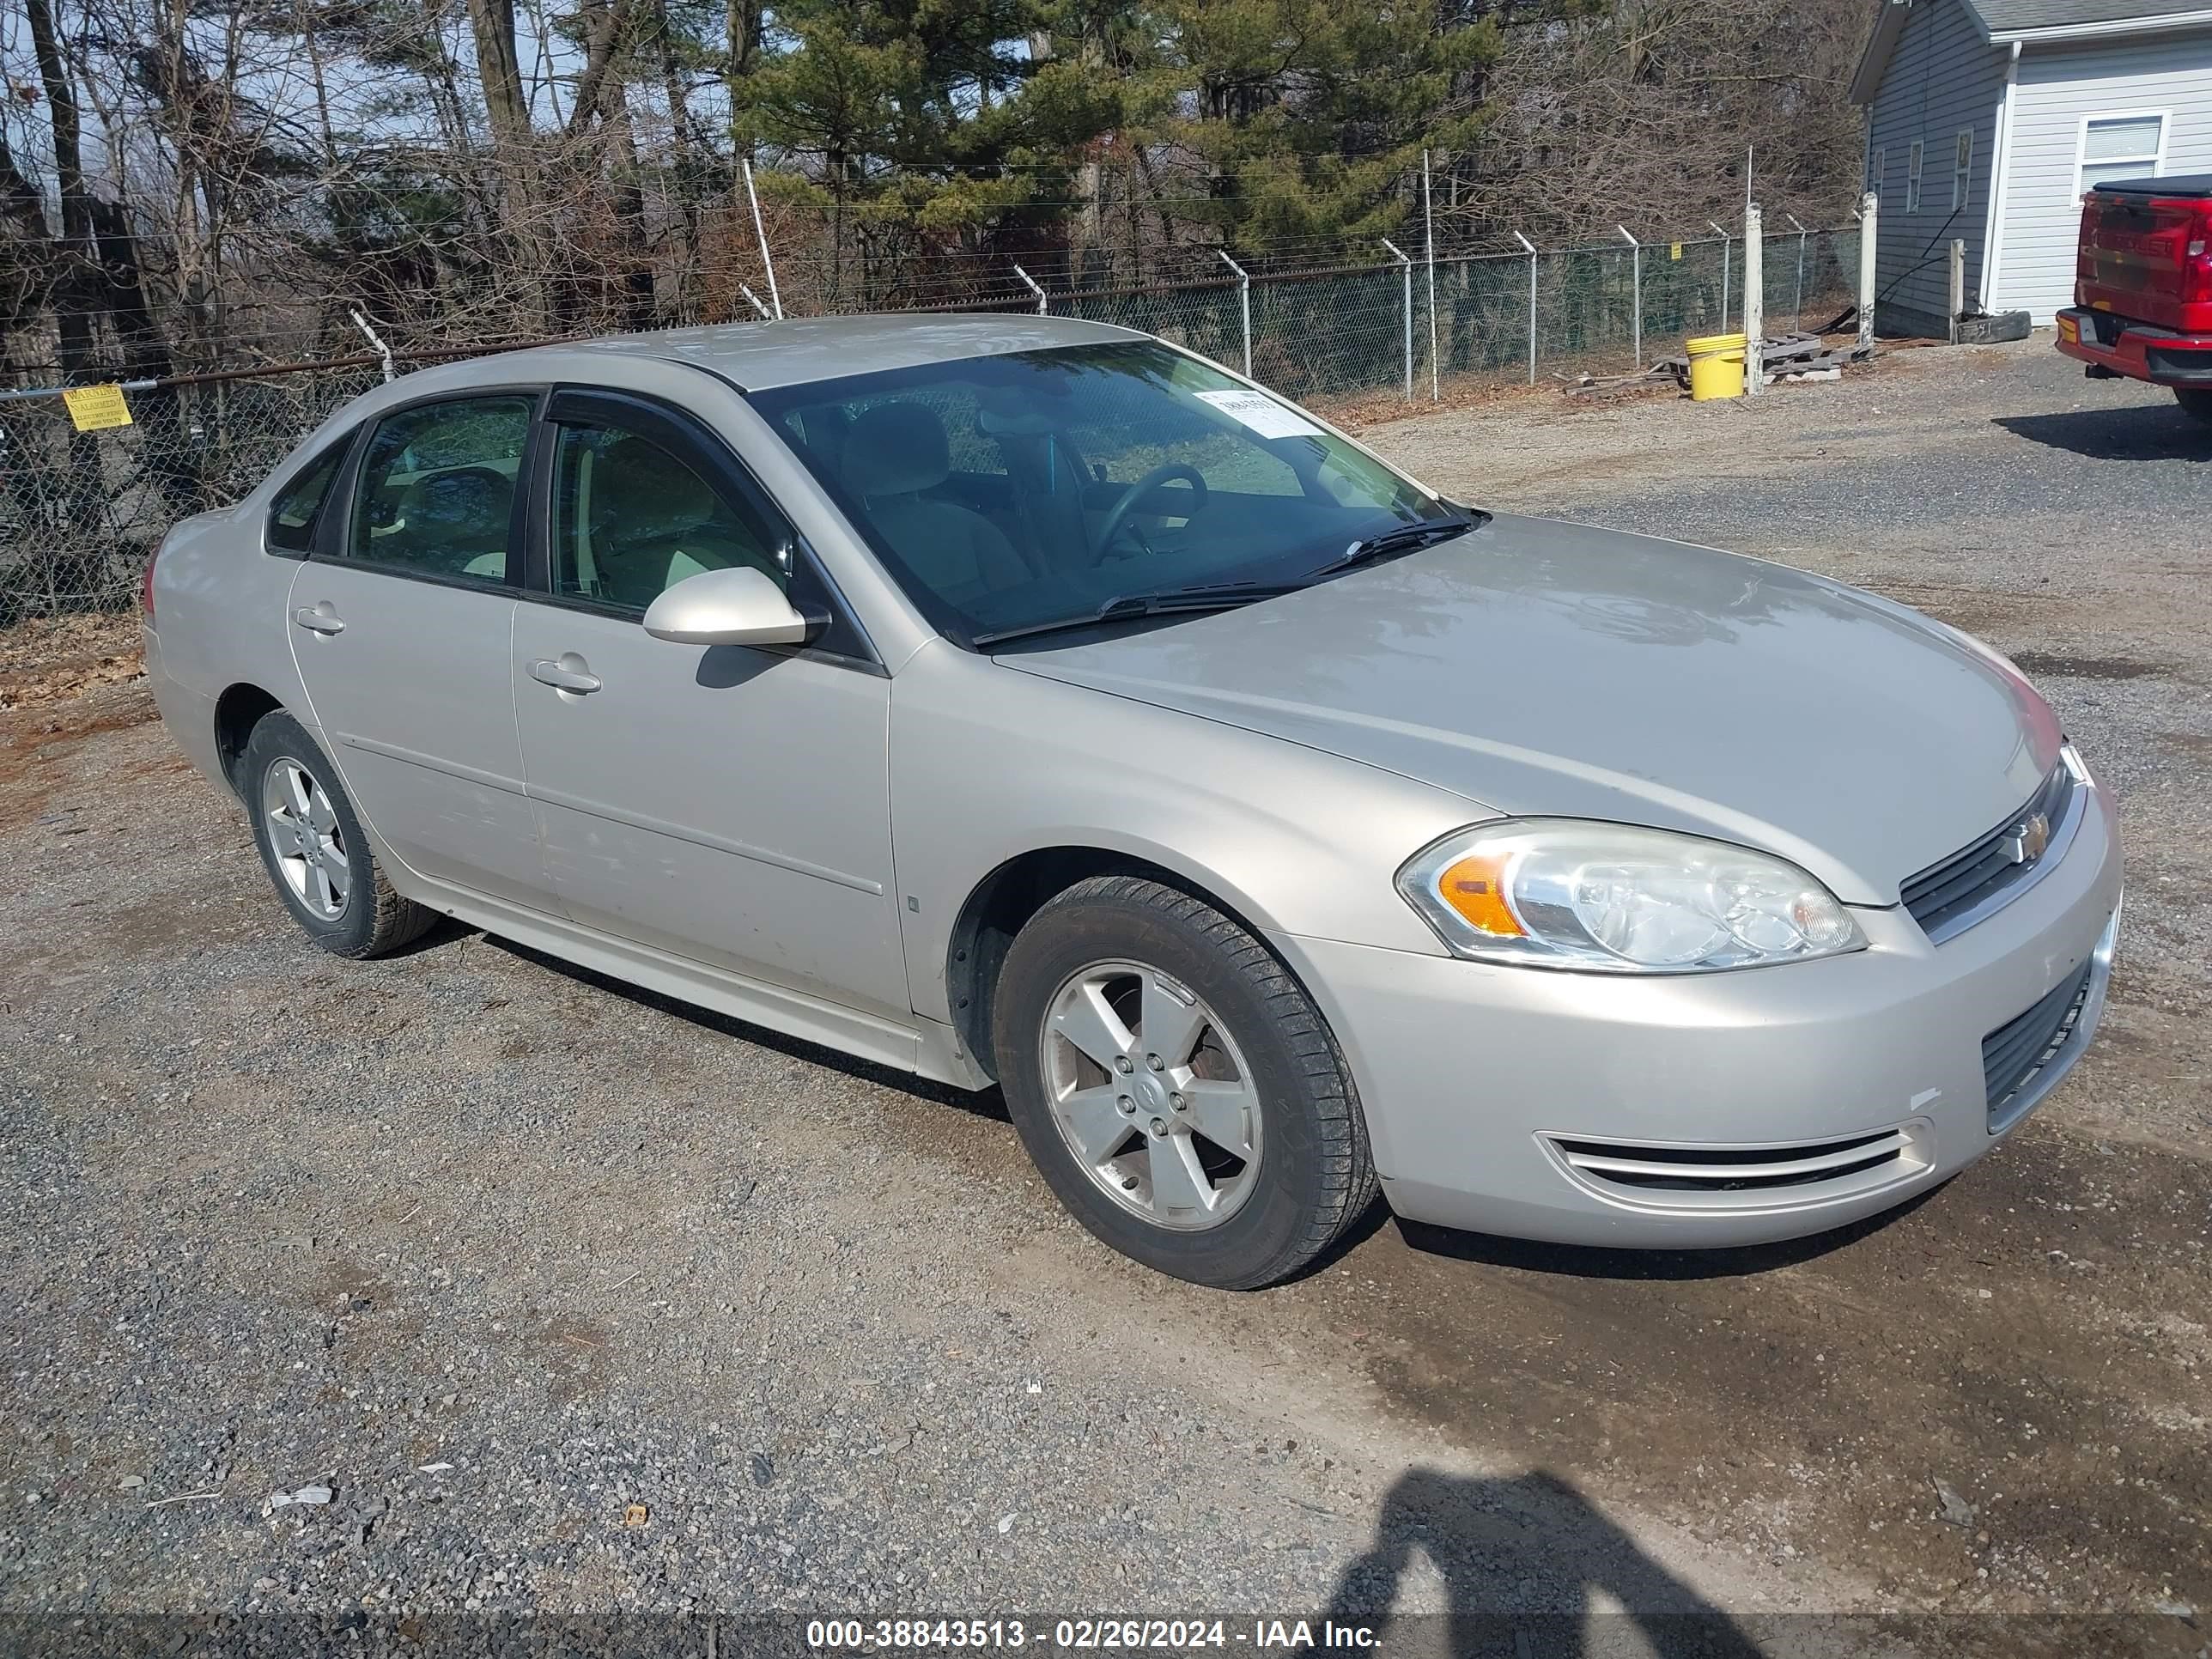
993 875 1377 1289
240 711 434 958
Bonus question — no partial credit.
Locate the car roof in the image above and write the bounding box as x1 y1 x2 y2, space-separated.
491 313 1148 392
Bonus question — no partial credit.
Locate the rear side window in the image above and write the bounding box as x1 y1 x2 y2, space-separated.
265 440 349 554
343 396 532 585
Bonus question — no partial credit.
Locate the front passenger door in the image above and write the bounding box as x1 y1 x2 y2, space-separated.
510 392 909 1022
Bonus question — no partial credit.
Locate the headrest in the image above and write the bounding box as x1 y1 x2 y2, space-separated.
595 435 715 538
848 401 951 497
398 467 512 538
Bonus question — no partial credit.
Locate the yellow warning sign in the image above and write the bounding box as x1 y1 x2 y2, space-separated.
63 383 134 432
1669 241 1683 261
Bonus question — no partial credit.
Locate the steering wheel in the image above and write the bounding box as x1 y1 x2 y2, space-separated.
1092 463 1209 562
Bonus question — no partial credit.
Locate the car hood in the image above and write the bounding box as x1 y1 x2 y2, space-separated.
999 514 2062 905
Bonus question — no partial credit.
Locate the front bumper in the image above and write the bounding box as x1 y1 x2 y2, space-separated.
2056 307 2212 387
1270 782 2122 1249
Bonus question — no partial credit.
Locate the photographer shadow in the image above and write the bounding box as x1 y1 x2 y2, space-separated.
1322 1468 1767 1658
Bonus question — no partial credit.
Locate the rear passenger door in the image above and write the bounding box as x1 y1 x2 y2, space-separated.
286 391 553 908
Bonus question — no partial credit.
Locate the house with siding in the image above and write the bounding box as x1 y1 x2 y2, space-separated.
1850 0 2212 337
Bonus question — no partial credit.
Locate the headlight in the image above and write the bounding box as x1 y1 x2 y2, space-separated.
1396 819 1866 973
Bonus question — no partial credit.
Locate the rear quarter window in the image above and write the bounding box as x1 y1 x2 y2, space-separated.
265 437 351 555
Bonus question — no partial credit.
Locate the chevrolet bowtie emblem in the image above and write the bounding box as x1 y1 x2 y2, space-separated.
2004 811 2051 866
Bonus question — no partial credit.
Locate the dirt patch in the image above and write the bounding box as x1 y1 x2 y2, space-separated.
1327 1126 2212 1612
1315 372 1559 437
2007 651 2166 682
0 613 146 710
0 681 161 831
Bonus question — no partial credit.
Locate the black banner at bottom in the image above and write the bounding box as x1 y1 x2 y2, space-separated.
0 1613 2198 1659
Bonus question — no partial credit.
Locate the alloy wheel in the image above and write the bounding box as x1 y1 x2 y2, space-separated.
1038 959 1263 1231
261 757 351 921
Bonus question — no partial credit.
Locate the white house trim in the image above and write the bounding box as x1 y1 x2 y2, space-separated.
1979 40 2022 309
1853 2 2212 99
1989 9 2212 40
2073 106 2172 200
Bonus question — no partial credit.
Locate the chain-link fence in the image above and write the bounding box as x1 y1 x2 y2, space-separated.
0 366 383 625
1 223 1861 625
1067 228 1859 399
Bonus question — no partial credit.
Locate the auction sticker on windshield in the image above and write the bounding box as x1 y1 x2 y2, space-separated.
1194 387 1322 441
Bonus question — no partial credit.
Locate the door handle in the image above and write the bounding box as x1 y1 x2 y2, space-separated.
527 658 602 694
292 605 344 635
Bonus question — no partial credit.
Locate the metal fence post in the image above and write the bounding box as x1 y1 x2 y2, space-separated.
741 158 783 319
1743 204 1764 394
1012 264 1047 314
1217 250 1251 378
1857 191 1879 351
1615 225 1641 368
1786 212 1808 329
1708 222 1733 332
1423 149 1439 402
1948 240 1966 342
1381 238 1413 402
1512 232 1537 384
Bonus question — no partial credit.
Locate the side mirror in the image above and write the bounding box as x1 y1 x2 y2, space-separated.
642 566 814 648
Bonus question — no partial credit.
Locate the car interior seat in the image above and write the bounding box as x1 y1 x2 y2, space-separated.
844 402 1029 603
393 466 514 577
589 435 757 611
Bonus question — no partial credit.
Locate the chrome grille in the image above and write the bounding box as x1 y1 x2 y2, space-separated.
1984 960 2097 1133
1901 764 2075 941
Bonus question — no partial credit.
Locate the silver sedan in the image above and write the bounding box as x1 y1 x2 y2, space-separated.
143 317 2121 1288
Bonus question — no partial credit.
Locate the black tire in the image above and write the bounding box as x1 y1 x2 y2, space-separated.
2176 388 2212 424
240 710 434 958
993 875 1378 1289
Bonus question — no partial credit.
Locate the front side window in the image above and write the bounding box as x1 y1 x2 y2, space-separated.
2079 113 2165 196
1906 140 1923 213
266 437 349 554
345 396 532 584
549 421 790 614
752 342 1454 645
1952 130 1973 210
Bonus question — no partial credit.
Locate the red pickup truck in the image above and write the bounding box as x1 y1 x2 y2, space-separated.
2056 173 2212 423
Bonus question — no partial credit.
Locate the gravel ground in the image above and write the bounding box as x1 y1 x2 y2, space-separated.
1 336 2206 1656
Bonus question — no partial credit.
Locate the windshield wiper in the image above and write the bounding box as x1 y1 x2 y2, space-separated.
973 580 1303 647
1312 512 1486 579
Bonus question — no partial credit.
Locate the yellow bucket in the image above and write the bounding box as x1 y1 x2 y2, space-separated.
1684 331 1747 401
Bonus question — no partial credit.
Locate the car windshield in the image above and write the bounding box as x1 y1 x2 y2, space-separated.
750 340 1464 645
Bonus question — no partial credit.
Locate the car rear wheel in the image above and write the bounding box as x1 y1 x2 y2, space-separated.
993 874 1377 1289
241 711 434 958
2176 388 2212 424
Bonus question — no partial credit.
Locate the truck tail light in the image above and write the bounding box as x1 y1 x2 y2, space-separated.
2182 203 2212 331
140 542 159 625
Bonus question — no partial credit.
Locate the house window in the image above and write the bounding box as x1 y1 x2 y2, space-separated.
2078 112 2166 196
1952 131 1973 210
1906 140 1923 213
1871 146 1886 201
